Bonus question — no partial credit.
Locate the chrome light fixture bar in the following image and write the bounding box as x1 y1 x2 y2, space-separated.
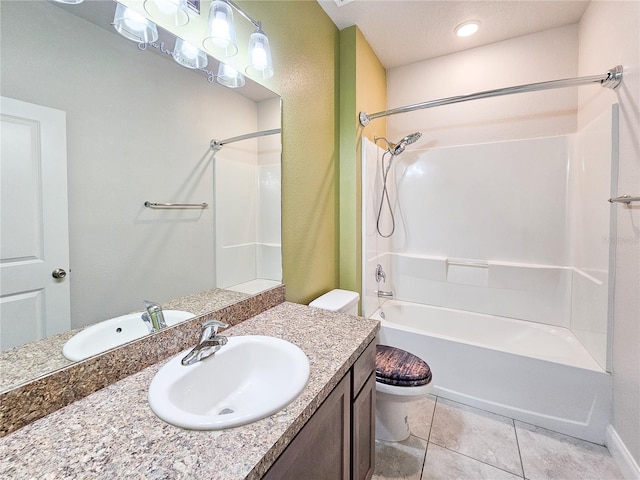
203 0 274 79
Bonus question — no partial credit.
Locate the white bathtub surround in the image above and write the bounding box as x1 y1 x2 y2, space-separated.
374 300 611 444
215 100 282 290
362 106 617 369
381 253 573 328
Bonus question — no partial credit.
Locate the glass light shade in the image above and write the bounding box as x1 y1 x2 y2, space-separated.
203 1 238 57
246 30 274 79
51 0 85 4
173 38 208 69
144 0 189 27
216 63 245 88
113 4 158 43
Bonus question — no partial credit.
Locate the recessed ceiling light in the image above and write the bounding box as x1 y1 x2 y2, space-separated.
455 20 481 37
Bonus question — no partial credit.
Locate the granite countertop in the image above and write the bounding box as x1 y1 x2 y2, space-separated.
0 302 379 479
0 288 250 393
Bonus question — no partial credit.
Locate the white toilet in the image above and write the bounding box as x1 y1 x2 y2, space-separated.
309 289 433 442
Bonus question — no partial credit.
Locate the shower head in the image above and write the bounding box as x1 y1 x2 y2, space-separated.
389 131 422 155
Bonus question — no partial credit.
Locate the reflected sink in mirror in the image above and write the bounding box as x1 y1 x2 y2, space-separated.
148 336 310 430
62 310 194 361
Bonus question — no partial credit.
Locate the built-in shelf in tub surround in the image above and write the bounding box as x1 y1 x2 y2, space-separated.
0 302 380 479
0 286 284 437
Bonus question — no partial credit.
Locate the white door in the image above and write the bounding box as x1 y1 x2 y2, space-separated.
0 96 71 351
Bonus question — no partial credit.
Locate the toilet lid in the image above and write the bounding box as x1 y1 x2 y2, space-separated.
376 345 432 387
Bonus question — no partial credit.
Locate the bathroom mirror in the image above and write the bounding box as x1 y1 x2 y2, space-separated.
0 0 282 392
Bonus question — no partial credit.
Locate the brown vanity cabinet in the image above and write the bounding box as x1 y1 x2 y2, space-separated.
351 340 376 480
263 339 376 480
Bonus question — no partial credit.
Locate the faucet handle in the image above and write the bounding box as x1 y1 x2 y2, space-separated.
200 319 228 340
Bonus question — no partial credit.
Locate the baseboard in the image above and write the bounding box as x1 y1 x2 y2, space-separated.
607 425 640 479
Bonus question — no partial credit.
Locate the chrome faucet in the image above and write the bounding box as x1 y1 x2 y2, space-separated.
181 320 229 366
374 264 393 298
376 290 394 299
142 300 167 333
375 264 386 283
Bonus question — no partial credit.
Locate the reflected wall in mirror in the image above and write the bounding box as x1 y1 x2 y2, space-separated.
0 0 282 391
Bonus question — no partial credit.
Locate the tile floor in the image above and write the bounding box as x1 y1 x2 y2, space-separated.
373 396 625 480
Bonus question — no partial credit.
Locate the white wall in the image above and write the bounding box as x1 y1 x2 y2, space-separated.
578 0 640 472
1 1 261 328
386 25 579 148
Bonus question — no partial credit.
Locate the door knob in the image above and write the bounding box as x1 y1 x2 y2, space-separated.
52 268 67 279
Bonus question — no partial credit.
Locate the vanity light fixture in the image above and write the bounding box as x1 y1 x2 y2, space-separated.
113 3 159 43
216 63 246 88
203 0 238 57
203 0 274 79
173 38 208 69
455 20 481 37
144 0 190 27
246 26 273 80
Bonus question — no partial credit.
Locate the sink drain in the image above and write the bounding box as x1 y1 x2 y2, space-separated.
218 408 234 415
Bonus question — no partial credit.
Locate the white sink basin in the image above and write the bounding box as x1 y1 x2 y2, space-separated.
148 335 310 430
62 310 194 361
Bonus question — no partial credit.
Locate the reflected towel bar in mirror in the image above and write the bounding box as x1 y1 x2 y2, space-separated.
144 201 209 208
608 195 640 204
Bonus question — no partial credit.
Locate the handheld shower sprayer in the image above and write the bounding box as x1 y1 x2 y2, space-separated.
373 131 422 238
375 131 422 173
389 131 422 156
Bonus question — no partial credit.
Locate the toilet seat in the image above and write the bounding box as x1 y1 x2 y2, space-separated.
375 345 432 387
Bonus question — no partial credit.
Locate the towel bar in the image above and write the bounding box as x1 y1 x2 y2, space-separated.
608 195 640 204
144 201 208 208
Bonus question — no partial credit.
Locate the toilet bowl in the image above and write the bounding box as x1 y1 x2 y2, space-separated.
309 289 433 442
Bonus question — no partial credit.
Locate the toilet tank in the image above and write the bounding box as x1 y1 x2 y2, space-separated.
309 289 360 315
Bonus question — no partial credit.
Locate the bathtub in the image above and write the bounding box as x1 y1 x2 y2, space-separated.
371 300 611 444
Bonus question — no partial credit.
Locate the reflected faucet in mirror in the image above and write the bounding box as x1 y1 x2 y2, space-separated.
142 300 167 333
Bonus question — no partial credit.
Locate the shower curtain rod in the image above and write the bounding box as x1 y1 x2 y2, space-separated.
210 128 281 151
359 65 623 126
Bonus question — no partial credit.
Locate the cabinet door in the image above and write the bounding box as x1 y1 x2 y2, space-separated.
263 373 351 480
352 372 376 480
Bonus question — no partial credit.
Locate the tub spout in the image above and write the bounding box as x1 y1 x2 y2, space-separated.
376 290 394 299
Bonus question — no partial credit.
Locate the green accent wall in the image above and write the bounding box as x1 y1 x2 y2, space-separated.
237 6 386 307
339 26 387 310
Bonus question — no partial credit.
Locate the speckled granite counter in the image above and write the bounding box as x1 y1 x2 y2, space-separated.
0 302 379 479
0 288 250 393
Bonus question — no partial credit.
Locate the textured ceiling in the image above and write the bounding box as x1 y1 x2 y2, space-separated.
317 0 590 69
